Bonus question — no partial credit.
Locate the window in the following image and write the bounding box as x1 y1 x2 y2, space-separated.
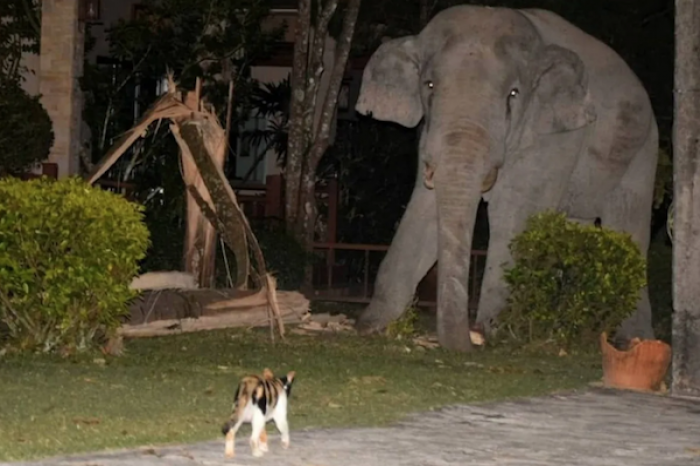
234 113 270 184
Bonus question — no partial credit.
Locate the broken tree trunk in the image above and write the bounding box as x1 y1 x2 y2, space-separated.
179 138 288 339
181 83 228 288
170 89 287 338
170 116 250 288
85 77 287 340
85 84 249 292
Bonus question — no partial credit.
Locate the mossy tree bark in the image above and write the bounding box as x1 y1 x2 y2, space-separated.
177 122 250 289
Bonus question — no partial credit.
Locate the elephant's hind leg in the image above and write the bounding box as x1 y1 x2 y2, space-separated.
601 134 658 342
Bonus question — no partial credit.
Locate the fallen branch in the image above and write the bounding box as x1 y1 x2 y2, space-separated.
119 306 308 339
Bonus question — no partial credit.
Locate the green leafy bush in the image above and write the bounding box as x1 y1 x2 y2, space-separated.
0 83 54 175
0 177 150 354
500 211 646 347
385 297 419 340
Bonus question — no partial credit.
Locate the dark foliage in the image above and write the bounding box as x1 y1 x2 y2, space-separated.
0 82 54 176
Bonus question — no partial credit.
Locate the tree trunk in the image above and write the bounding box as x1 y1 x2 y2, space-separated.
672 0 700 398
285 0 362 287
285 0 312 238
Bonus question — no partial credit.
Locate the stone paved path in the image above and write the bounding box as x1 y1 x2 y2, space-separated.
6 389 700 466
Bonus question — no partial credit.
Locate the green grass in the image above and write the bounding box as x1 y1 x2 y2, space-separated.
0 327 601 462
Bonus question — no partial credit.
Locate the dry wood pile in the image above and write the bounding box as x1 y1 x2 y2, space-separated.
119 288 311 338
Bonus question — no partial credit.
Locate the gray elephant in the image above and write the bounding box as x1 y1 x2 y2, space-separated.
354 5 658 351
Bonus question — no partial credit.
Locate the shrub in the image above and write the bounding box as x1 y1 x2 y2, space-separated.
499 211 647 347
385 297 419 340
0 177 150 354
0 82 54 175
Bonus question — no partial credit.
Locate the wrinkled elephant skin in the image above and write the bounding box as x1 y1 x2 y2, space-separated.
354 5 658 350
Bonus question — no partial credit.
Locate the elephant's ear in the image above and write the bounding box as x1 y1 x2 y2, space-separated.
528 44 596 135
355 37 423 128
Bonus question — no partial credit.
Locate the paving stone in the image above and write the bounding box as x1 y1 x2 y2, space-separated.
6 389 700 466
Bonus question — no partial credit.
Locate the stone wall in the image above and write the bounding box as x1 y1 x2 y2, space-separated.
39 0 84 178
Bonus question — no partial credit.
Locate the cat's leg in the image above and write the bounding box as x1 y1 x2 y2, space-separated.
249 410 266 457
223 416 244 458
259 428 269 452
273 410 290 449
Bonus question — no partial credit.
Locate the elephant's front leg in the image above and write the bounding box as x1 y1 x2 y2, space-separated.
474 215 513 332
356 183 438 334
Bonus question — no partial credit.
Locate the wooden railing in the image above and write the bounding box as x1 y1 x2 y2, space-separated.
311 242 488 308
86 172 488 309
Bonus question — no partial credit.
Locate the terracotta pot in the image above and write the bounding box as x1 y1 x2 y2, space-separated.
600 332 672 392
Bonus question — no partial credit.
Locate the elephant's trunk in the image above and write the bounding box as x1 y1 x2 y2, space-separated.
432 121 491 351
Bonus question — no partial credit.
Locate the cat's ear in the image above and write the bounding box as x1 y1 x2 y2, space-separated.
263 368 275 380
286 371 296 383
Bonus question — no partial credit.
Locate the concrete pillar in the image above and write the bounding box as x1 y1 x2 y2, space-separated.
39 0 84 178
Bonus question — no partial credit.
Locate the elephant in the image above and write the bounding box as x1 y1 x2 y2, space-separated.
354 5 658 351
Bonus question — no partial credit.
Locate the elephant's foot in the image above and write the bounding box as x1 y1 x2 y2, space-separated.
474 310 499 336
356 298 406 335
355 312 391 335
615 313 655 346
355 319 384 336
614 288 655 345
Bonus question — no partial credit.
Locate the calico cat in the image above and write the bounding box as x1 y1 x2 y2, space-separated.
221 368 296 458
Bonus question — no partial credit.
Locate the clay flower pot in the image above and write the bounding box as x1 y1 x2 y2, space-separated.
600 332 672 392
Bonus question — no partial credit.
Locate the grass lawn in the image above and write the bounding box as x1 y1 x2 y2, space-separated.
0 317 602 462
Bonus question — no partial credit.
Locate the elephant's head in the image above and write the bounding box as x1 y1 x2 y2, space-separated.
356 8 594 191
355 6 595 348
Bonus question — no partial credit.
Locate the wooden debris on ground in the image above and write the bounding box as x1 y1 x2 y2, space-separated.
412 334 441 349
129 271 199 291
289 313 356 335
119 290 310 338
412 330 485 350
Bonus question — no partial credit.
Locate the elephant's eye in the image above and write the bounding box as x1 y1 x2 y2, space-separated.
424 80 434 89
506 88 519 118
